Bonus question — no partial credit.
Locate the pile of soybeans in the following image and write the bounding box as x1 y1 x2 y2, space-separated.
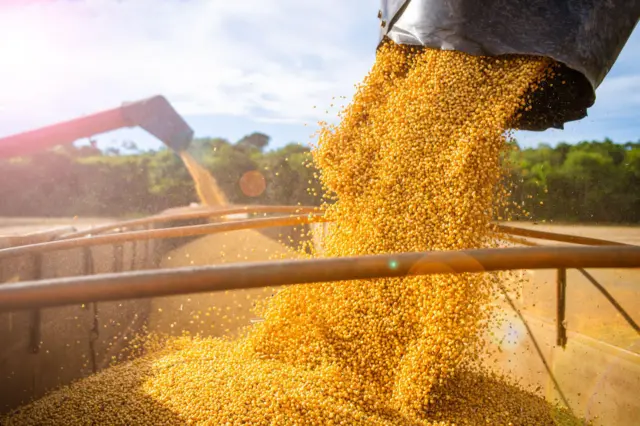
2 43 582 425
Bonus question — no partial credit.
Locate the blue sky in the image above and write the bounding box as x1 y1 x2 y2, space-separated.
0 0 638 152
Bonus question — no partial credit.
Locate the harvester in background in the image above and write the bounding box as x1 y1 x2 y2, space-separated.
0 95 228 207
0 95 192 159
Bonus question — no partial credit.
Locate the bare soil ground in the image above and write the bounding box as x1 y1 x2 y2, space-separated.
502 222 640 353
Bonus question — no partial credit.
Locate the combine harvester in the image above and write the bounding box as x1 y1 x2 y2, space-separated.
0 0 639 423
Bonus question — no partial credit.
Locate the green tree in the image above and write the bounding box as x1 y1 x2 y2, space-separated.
147 149 196 208
0 137 636 223
236 132 270 153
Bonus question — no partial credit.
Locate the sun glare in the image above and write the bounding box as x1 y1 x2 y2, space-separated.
1 8 61 68
0 5 71 116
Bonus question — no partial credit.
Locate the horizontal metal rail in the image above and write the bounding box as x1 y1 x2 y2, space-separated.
0 246 638 311
0 215 325 261
495 224 629 247
61 205 320 239
0 213 632 262
0 226 77 248
55 204 629 248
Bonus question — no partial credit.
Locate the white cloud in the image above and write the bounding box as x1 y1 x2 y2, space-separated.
592 74 640 119
0 0 377 132
0 0 637 149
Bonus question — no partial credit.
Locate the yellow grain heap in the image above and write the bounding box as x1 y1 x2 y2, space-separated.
2 43 581 425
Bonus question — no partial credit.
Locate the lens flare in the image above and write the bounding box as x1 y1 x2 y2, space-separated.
239 170 266 197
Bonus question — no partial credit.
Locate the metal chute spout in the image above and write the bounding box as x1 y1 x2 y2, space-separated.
378 0 640 131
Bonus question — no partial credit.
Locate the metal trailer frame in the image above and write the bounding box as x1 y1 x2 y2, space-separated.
0 204 638 417
0 205 637 347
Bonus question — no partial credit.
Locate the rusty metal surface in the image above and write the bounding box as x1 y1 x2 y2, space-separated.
0 239 155 414
0 226 77 249
556 268 568 348
0 245 638 312
61 205 320 239
0 215 324 261
3 211 629 257
496 224 630 246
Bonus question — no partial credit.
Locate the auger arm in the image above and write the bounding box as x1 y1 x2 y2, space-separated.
0 95 194 158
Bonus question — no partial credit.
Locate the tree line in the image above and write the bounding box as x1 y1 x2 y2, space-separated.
0 134 638 224
508 139 640 223
0 133 322 218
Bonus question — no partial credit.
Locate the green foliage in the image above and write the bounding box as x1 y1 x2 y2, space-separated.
508 140 640 223
236 132 270 153
0 135 322 217
0 136 637 223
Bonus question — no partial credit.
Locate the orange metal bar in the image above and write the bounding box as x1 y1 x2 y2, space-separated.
556 268 568 347
0 226 77 248
0 214 326 260
61 205 322 239
0 108 130 158
1 214 632 261
495 224 629 247
0 245 638 311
